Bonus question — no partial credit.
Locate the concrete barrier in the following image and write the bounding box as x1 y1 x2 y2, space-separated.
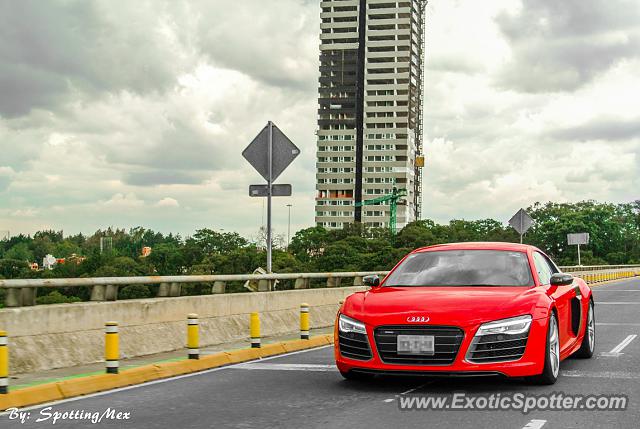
0 287 364 374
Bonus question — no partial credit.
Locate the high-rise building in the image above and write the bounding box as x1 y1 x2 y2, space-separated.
315 0 427 230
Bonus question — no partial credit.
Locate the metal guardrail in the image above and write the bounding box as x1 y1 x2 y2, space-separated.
560 265 640 272
1 265 639 308
0 271 389 308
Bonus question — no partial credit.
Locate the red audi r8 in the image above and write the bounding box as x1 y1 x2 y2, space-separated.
335 242 595 384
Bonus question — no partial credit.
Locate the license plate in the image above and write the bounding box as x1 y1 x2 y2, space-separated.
397 335 435 355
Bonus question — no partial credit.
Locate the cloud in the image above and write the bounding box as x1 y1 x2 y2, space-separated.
124 171 207 187
101 193 144 208
0 0 199 118
156 197 179 208
0 166 16 192
495 0 640 93
0 0 638 239
549 117 640 142
191 0 319 92
421 1 640 224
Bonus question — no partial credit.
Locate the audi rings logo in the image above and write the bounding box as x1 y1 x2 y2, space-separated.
407 315 430 323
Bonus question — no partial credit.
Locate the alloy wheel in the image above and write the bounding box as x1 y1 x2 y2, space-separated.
587 302 595 353
549 315 560 378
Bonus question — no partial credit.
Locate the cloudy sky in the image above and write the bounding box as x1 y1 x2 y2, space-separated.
1 0 639 239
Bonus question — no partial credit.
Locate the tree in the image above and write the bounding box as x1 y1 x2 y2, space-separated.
146 242 185 275
4 243 34 262
525 201 628 265
0 259 30 278
192 229 249 254
288 226 330 263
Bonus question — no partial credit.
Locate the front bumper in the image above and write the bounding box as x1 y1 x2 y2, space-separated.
334 317 547 378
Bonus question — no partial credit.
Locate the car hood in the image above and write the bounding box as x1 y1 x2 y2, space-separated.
342 286 545 328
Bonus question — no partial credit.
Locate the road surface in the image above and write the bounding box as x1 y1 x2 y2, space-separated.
3 278 639 429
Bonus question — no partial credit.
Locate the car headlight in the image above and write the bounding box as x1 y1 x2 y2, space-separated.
338 314 366 334
476 315 532 336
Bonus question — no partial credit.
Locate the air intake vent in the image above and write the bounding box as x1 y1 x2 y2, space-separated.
338 331 372 361
466 332 529 363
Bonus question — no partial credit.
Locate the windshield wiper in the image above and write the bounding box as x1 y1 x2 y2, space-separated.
385 284 510 287
464 284 509 287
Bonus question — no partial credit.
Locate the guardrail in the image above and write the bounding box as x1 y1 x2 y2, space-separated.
1 265 639 308
560 265 640 272
0 271 389 308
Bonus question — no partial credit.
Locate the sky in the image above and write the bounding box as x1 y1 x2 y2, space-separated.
0 0 639 240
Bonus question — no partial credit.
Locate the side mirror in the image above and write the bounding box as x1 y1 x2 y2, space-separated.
550 273 573 286
363 275 380 287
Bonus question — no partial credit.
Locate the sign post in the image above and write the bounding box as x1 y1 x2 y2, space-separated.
267 122 272 273
243 121 300 273
568 233 589 266
508 208 533 243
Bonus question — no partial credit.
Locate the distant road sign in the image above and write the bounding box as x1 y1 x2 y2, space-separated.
568 233 589 265
242 124 300 182
568 233 589 246
249 184 292 197
509 208 533 236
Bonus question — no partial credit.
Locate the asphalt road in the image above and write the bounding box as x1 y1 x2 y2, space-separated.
3 278 640 429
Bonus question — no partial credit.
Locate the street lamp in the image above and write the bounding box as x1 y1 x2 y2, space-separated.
286 204 293 250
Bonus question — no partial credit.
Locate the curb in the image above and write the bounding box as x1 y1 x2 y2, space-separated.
587 276 638 288
0 334 334 411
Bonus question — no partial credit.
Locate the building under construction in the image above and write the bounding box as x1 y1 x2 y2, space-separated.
315 0 427 231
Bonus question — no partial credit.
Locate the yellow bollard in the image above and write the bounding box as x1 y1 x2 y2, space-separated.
250 312 261 348
187 314 199 360
0 330 7 394
105 322 119 374
300 303 310 340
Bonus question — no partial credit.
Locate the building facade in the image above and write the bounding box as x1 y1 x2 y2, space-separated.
315 0 426 230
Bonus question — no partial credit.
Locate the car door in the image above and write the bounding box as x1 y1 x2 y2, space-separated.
532 252 575 353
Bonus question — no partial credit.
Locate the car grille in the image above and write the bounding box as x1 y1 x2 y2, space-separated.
373 325 464 365
338 331 372 361
466 332 529 363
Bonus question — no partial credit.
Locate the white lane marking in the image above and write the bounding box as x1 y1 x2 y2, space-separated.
600 334 637 357
234 363 336 371
0 345 333 414
400 384 425 395
522 419 547 429
562 370 640 379
597 322 640 326
383 382 429 403
596 302 640 304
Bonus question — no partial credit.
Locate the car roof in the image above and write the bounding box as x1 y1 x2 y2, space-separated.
413 242 538 253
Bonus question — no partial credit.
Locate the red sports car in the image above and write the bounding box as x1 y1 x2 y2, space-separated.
335 242 595 384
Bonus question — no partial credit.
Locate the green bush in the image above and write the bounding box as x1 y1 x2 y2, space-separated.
119 285 153 300
36 291 82 305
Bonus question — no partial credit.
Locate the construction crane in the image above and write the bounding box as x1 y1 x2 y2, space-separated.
355 187 408 236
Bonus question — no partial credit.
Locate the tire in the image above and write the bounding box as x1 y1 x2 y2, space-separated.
339 370 372 381
527 312 560 385
573 300 595 358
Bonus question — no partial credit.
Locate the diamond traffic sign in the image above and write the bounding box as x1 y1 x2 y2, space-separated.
242 123 300 182
509 208 533 236
249 184 292 197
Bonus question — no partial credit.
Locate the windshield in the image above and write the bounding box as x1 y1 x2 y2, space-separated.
383 250 534 287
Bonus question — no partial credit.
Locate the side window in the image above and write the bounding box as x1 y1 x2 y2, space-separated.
533 252 554 285
541 253 560 274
